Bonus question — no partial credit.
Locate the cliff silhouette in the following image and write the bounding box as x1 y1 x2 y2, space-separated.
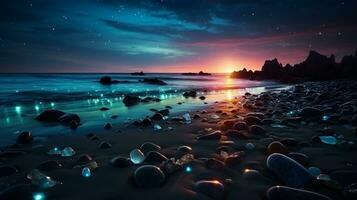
231 50 357 83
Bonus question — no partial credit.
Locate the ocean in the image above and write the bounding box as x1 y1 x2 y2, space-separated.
0 73 283 145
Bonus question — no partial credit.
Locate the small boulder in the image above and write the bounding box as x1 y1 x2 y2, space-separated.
110 156 133 168
249 125 267 135
266 185 332 200
197 130 222 140
140 142 161 155
194 180 225 200
134 165 166 187
123 95 141 106
16 131 33 144
35 109 65 121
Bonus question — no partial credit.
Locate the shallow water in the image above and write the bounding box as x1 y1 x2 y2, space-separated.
0 73 283 145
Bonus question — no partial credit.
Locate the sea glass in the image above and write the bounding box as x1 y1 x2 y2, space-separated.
182 113 191 124
319 136 337 145
129 148 145 164
27 169 57 188
61 147 76 157
154 124 162 130
47 147 61 155
82 167 91 178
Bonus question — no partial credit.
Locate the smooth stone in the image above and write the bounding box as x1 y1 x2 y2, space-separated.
69 120 79 129
151 113 164 120
99 141 112 149
193 114 201 119
123 95 141 106
58 113 80 124
37 160 62 171
194 180 225 200
308 167 322 177
242 169 262 180
280 138 299 147
267 141 288 155
197 130 222 140
35 109 65 121
177 145 192 154
157 109 170 116
220 120 236 130
0 165 18 178
244 116 262 125
78 154 93 163
134 165 166 187
144 151 168 163
224 129 247 138
205 158 225 170
233 121 248 131
199 96 206 100
287 152 309 167
16 131 33 144
104 122 112 129
110 156 133 168
100 107 110 111
249 125 267 135
140 142 161 155
266 186 332 200
267 153 313 188
245 143 255 150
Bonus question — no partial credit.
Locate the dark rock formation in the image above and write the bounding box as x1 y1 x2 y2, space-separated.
131 71 145 76
182 71 211 76
140 78 167 85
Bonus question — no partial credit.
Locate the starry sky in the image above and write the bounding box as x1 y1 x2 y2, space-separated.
0 0 356 73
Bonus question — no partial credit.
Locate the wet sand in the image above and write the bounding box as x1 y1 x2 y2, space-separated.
1 80 357 200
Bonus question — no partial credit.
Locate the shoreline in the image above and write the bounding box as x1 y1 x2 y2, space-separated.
1 80 357 199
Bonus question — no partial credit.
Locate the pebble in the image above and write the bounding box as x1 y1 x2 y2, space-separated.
267 141 287 155
245 143 255 150
134 165 166 187
249 125 267 135
143 151 168 163
110 156 133 168
244 116 262 125
267 153 313 188
287 152 309 166
100 107 110 111
104 122 112 129
99 141 112 149
177 145 192 154
194 180 225 200
151 113 164 120
279 138 299 147
300 107 323 121
16 131 33 144
140 142 161 155
130 149 145 164
267 185 332 200
233 121 248 131
308 166 322 177
197 130 222 140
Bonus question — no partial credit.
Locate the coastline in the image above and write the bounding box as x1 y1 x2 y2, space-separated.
1 80 357 200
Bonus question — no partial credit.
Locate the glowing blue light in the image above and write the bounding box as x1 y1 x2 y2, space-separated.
50 102 55 107
185 166 192 173
82 167 91 178
15 106 22 114
322 115 329 121
33 192 45 200
35 105 40 112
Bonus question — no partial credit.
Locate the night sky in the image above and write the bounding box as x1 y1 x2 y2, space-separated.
0 0 356 73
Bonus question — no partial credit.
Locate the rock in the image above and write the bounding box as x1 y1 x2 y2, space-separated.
225 153 243 166
78 154 93 163
133 118 152 127
249 125 267 135
100 76 113 84
37 160 62 171
267 153 313 187
144 151 168 163
100 107 110 111
194 180 225 200
220 120 236 130
151 113 164 120
58 113 80 124
104 122 112 129
300 107 323 121
199 96 206 100
193 114 201 119
205 158 225 170
183 91 197 98
123 95 141 106
244 116 262 125
266 186 332 200
267 141 288 155
110 156 133 168
233 121 248 131
69 120 79 129
134 165 166 187
242 169 263 180
35 109 65 121
280 138 299 147
141 97 161 103
157 109 170 116
0 165 18 178
141 78 167 85
99 141 112 149
130 149 145 164
197 130 222 140
287 152 309 167
140 142 161 155
177 145 192 154
16 131 33 144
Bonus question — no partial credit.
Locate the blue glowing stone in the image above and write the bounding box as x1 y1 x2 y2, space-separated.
319 136 337 145
82 167 91 178
33 192 45 200
322 115 329 121
185 166 192 173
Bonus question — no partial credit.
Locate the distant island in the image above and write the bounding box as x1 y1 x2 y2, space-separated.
231 50 357 83
182 71 211 76
131 71 145 76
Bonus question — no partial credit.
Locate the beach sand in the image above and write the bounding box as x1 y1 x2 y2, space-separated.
1 81 357 200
